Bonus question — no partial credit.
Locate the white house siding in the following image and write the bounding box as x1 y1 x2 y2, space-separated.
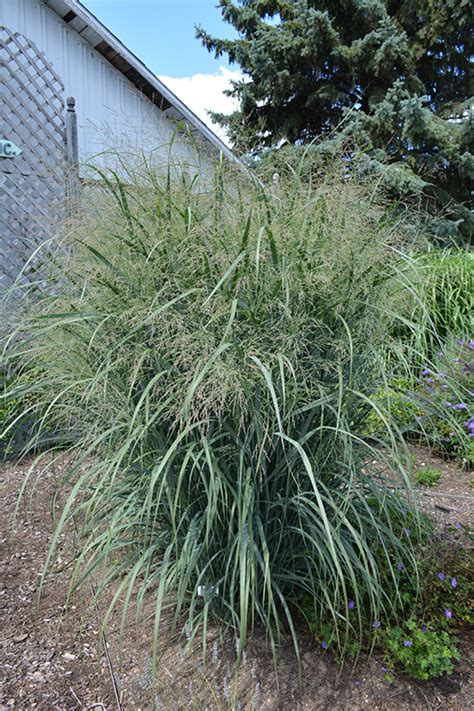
0 0 214 176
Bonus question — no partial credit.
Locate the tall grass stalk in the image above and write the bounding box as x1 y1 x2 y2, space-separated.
2 156 424 671
387 247 473 366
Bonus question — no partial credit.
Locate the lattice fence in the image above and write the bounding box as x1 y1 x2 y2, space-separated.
0 25 67 295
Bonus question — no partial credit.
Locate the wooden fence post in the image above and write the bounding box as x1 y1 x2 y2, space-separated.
66 96 79 210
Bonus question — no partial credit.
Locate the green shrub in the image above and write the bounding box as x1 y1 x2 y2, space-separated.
383 544 472 680
0 365 61 460
0 368 33 460
375 248 473 462
364 377 423 437
2 158 424 665
414 467 442 488
418 250 473 352
366 340 473 466
388 248 473 366
302 526 471 680
0 369 15 459
384 620 460 681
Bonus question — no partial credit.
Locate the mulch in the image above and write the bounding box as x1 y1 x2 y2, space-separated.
1 447 472 710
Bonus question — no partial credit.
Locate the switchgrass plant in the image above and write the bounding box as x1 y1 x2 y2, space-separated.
385 247 473 376
413 249 473 354
2 155 426 673
368 244 473 464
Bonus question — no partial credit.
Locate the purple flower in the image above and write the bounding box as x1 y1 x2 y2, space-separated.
404 640 412 647
321 641 328 650
445 609 452 619
397 561 404 572
449 432 455 438
348 599 355 609
451 577 457 588
456 339 464 347
373 620 381 629
453 403 467 410
404 528 411 538
422 368 431 376
465 417 474 431
444 401 453 408
437 572 445 580
424 378 435 384
468 341 474 350
421 625 427 633
455 522 463 530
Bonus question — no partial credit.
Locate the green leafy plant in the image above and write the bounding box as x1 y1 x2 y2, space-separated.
301 518 472 679
0 366 60 461
0 369 15 459
408 250 473 355
360 248 473 466
418 555 473 628
2 156 425 669
366 339 473 466
414 467 442 488
364 377 423 437
383 537 472 680
0 368 33 461
384 619 460 681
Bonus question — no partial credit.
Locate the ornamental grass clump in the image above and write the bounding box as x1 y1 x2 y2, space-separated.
2 156 424 665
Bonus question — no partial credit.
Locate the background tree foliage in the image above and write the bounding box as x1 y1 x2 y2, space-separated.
197 0 473 243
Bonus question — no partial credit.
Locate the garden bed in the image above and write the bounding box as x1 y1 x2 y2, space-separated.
1 448 472 710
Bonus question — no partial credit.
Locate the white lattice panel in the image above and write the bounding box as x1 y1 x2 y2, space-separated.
0 24 66 293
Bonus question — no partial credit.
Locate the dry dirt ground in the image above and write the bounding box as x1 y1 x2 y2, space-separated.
1 448 473 711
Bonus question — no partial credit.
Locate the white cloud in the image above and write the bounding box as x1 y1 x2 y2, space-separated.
158 66 243 145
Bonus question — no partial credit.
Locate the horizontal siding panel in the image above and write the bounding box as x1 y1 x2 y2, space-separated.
0 0 211 174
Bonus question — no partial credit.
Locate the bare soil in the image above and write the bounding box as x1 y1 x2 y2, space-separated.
1 448 472 710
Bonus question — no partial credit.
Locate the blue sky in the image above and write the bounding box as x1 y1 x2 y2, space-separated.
82 1 242 140
83 0 237 76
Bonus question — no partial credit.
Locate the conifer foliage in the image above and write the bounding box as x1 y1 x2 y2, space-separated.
197 0 473 242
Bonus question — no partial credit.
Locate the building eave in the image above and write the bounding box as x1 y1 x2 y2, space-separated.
42 0 238 163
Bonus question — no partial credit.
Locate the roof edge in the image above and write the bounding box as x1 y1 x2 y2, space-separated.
42 0 238 163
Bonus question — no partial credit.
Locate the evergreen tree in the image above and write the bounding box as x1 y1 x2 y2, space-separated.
197 0 473 242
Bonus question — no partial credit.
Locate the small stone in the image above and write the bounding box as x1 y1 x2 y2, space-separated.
30 671 45 683
12 633 28 643
62 652 76 661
